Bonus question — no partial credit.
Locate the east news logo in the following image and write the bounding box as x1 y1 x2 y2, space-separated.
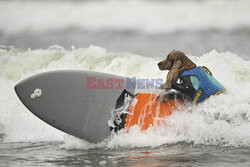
86 77 163 89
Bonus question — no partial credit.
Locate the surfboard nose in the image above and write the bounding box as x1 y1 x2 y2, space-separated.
14 82 20 97
15 78 30 102
14 73 50 125
15 80 42 102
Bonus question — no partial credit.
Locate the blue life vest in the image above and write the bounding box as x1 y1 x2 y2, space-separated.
179 66 226 104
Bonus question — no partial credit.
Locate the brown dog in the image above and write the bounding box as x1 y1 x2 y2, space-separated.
158 50 196 89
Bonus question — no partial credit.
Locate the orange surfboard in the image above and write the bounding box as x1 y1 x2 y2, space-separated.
125 93 183 131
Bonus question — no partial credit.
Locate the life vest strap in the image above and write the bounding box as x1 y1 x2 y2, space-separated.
201 66 213 76
193 89 203 105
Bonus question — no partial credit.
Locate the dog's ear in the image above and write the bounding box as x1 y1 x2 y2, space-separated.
165 60 182 89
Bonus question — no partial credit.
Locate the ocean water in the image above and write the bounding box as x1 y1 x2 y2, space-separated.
1 0 250 58
1 0 250 166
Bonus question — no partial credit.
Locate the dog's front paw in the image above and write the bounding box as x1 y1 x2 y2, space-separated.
156 92 170 102
161 83 171 90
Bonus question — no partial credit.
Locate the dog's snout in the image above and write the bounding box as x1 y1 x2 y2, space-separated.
157 62 162 66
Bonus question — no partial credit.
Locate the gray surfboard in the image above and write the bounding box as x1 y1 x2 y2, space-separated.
15 70 135 143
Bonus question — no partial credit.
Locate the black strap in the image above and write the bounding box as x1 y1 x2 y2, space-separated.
171 76 196 100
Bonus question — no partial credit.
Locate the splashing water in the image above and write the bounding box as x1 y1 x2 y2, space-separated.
0 45 250 148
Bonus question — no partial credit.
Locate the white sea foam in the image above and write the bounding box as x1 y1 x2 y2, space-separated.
0 45 250 148
0 0 250 35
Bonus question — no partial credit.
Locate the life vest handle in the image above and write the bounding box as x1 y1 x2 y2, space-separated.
201 66 213 76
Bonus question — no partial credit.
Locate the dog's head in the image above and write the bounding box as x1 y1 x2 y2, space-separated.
157 50 185 70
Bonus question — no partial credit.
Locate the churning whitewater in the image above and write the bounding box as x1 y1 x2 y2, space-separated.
0 45 250 148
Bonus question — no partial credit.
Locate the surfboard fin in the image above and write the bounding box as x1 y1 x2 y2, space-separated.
110 89 134 132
